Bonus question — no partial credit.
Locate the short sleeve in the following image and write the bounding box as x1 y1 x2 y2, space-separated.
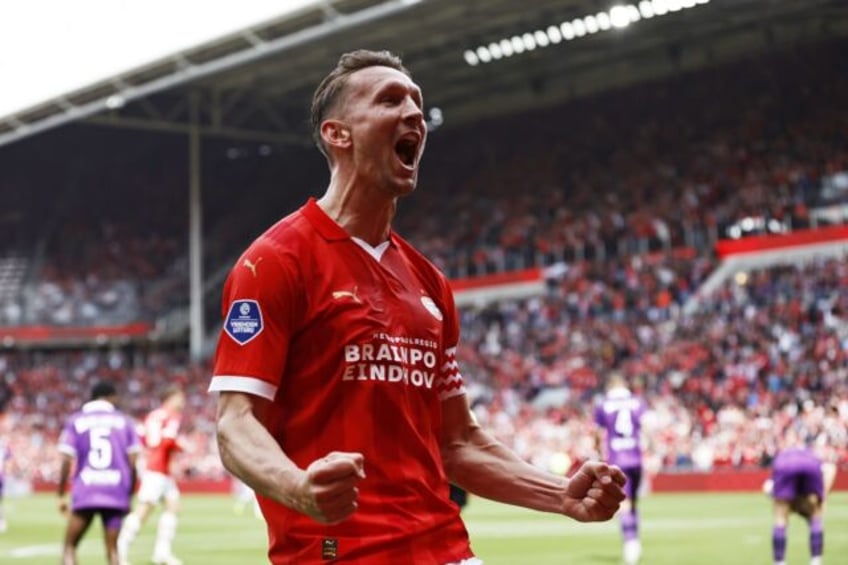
125 416 142 454
593 404 605 427
209 237 304 401
435 279 466 401
57 419 77 457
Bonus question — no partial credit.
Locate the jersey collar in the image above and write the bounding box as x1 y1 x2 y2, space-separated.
302 197 352 241
607 387 632 399
302 197 397 248
82 399 116 413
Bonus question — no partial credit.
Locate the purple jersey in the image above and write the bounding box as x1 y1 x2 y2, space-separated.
0 444 10 492
58 400 140 511
594 388 645 470
771 447 824 501
0 444 10 477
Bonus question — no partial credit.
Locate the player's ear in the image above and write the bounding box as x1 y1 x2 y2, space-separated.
321 120 352 152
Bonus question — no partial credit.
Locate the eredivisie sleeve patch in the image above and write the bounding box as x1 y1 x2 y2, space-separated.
224 299 264 345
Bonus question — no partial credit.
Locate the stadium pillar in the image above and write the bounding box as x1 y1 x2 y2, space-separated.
188 92 205 360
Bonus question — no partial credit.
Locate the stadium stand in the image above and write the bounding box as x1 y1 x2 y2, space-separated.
1 40 847 485
2 41 846 330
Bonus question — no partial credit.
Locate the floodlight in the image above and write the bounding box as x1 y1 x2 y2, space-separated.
572 18 587 36
609 6 631 28
105 95 125 110
459 0 710 64
512 35 526 53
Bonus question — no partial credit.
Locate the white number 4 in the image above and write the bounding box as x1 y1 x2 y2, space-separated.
614 409 634 437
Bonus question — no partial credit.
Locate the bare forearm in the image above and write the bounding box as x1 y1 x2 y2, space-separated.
58 458 71 496
129 454 138 495
216 399 304 510
445 427 566 514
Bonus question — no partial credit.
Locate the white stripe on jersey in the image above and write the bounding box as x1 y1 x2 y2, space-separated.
209 375 277 401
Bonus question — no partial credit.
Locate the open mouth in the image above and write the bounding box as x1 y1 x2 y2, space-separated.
394 135 419 168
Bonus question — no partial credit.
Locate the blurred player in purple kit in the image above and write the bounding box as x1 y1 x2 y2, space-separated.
57 382 141 565
0 440 10 533
769 439 826 565
594 374 646 565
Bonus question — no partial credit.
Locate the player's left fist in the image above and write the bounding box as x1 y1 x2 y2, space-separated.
561 461 627 522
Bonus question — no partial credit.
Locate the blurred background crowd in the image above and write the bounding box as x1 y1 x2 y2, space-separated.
1 40 847 485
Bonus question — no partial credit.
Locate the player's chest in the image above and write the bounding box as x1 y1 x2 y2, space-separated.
303 249 444 342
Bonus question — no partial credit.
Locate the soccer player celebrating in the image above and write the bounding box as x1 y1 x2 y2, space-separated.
57 382 140 565
594 374 646 565
210 49 627 564
118 386 185 565
769 436 826 565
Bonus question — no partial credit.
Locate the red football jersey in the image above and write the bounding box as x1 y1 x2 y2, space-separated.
211 199 472 564
141 407 181 475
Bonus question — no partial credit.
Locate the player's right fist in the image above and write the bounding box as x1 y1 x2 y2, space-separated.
296 451 366 524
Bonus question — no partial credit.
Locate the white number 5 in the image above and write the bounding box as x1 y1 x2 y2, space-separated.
88 427 113 469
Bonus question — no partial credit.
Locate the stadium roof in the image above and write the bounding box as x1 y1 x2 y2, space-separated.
0 0 318 121
1 0 846 148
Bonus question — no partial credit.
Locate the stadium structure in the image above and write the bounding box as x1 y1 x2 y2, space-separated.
1 0 847 509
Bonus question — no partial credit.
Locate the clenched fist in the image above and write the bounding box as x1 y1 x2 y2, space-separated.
294 451 366 524
562 461 627 522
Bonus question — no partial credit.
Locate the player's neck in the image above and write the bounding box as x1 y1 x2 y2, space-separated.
319 175 395 246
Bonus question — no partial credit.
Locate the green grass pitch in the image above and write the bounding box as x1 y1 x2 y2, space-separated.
1 492 845 564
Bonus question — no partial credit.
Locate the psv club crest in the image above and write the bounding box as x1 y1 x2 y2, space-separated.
420 296 443 321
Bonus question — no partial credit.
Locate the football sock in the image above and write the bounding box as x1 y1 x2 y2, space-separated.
154 511 178 558
620 509 639 542
118 512 140 557
810 517 823 558
773 524 787 563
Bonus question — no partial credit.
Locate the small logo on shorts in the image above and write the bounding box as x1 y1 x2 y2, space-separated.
321 538 338 561
224 299 264 345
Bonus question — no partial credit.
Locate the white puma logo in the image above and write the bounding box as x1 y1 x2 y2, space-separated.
332 286 362 304
243 257 263 277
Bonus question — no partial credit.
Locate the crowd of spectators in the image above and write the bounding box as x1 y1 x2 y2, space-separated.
465 256 848 476
0 130 188 327
2 40 848 485
2 256 847 485
1 41 847 326
0 350 220 484
399 41 848 277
